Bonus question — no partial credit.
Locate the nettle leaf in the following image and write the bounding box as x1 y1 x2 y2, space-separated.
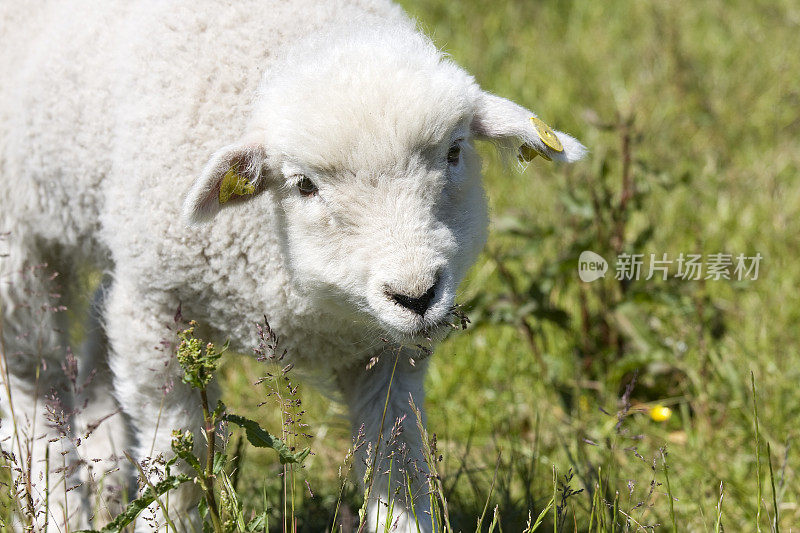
198 497 209 521
75 474 191 533
171 431 203 475
213 451 227 475
246 511 268 532
177 448 203 474
225 413 310 465
212 399 227 422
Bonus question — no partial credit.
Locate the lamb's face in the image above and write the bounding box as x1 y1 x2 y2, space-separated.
269 118 489 343
183 24 585 345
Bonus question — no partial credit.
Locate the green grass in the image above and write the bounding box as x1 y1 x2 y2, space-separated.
4 0 800 530
221 0 800 529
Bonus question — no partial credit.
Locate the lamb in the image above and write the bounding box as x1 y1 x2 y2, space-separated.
0 0 585 531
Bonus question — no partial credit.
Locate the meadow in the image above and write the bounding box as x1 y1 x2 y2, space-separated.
3 0 800 531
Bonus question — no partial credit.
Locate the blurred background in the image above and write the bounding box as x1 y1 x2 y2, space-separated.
219 0 800 529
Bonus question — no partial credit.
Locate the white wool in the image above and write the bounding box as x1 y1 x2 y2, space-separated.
0 1 585 531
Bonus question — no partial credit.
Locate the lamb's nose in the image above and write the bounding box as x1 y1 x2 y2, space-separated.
389 282 438 316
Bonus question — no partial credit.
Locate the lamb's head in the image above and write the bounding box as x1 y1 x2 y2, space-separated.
183 24 586 344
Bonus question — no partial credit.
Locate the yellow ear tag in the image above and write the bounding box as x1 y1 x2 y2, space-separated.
218 166 255 204
530 117 563 153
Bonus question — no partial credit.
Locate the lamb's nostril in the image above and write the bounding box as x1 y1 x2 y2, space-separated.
389 282 438 316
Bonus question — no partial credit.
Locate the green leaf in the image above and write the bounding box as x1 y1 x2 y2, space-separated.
212 399 227 422
198 497 209 521
213 451 227 475
175 446 203 475
75 474 191 533
246 511 268 532
224 413 310 465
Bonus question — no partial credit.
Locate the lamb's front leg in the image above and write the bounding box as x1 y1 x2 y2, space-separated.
104 280 210 532
0 244 88 530
339 351 435 533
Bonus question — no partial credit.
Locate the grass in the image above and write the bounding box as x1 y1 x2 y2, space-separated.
3 0 800 530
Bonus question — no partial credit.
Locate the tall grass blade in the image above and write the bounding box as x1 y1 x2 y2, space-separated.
552 466 557 533
524 497 553 533
714 481 723 533
610 491 618 533
475 454 500 533
404 472 422 533
752 371 763 532
767 442 780 533
661 450 676 533
410 393 451 532
487 505 499 533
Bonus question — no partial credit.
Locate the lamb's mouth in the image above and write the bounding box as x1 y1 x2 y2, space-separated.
412 320 450 342
381 316 454 347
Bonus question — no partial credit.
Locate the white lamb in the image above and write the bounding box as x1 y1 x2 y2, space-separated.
0 0 585 531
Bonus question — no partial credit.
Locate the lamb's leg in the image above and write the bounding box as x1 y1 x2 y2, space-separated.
339 352 435 533
73 278 134 527
0 237 88 530
104 279 217 532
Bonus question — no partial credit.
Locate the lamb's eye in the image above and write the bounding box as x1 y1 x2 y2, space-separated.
447 142 461 166
297 176 318 197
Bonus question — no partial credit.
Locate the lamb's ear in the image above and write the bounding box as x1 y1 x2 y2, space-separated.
183 143 267 225
471 91 587 163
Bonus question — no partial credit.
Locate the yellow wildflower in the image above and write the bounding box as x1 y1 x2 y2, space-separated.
650 404 672 422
